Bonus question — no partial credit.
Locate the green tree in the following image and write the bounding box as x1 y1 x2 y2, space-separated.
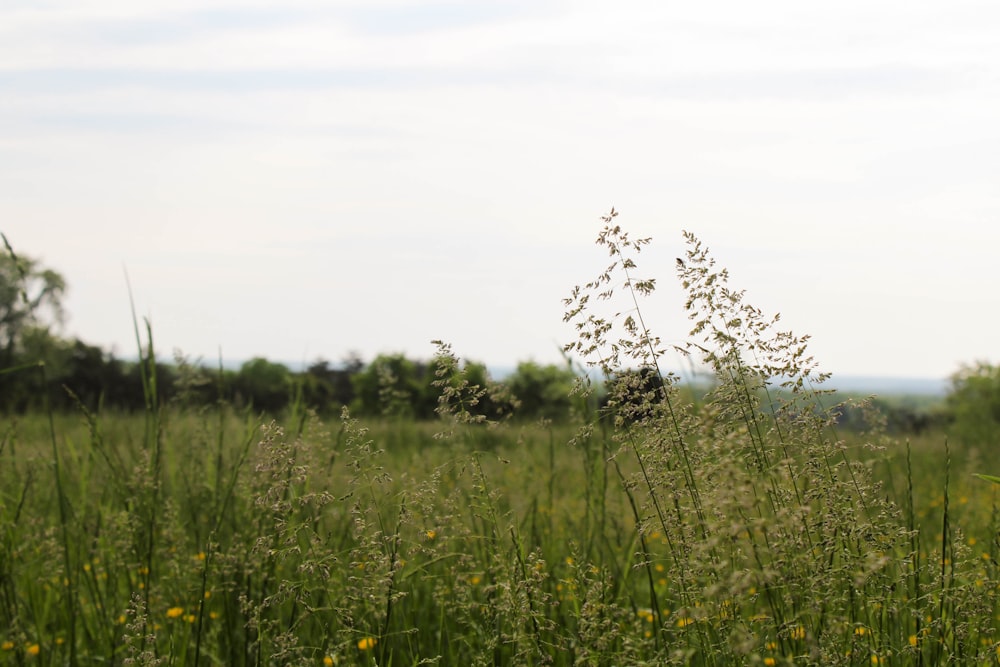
505 361 577 420
351 354 436 418
946 361 1000 446
0 242 66 367
233 357 292 414
302 354 363 414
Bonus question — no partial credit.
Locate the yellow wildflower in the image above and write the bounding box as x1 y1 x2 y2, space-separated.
2 641 14 651
357 637 377 651
27 644 40 656
166 607 184 619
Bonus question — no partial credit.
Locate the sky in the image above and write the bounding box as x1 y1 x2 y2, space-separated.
2 0 999 382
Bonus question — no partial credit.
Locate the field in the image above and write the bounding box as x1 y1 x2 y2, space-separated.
1 396 998 666
3 222 1000 666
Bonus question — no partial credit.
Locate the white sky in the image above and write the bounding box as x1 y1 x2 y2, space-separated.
2 0 999 380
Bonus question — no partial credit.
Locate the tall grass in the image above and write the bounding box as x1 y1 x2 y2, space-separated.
1 212 998 665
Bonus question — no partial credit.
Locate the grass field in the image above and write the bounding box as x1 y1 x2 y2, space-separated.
3 221 1000 665
1 401 998 666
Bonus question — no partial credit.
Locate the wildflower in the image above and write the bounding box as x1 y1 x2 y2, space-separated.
27 644 40 656
323 657 335 666
184 614 196 624
854 626 867 636
676 617 694 628
2 641 13 650
195 552 206 561
166 607 184 619
357 637 377 651
908 635 918 647
790 625 806 640
425 530 436 540
764 659 776 667
469 575 481 585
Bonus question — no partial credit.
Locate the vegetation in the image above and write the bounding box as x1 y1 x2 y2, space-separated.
2 214 1000 665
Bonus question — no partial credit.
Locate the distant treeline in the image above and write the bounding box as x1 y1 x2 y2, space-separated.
0 329 953 436
0 332 587 421
0 245 989 436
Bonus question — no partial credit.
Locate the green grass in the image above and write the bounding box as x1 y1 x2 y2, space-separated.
2 216 999 665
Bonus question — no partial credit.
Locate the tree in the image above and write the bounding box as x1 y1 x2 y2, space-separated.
505 361 577 420
0 242 66 367
945 361 1000 446
232 357 292 414
303 354 364 413
351 354 436 418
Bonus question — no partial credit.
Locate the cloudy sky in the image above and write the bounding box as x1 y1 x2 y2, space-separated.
2 0 999 381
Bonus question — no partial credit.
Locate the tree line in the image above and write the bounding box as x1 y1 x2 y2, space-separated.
2 326 584 420
0 243 581 417
5 245 1000 441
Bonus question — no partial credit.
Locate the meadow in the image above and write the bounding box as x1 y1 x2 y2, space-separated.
2 218 999 666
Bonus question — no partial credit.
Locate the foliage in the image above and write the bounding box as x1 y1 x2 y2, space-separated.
231 357 293 414
0 239 66 364
350 352 438 418
503 360 576 420
945 361 1000 446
